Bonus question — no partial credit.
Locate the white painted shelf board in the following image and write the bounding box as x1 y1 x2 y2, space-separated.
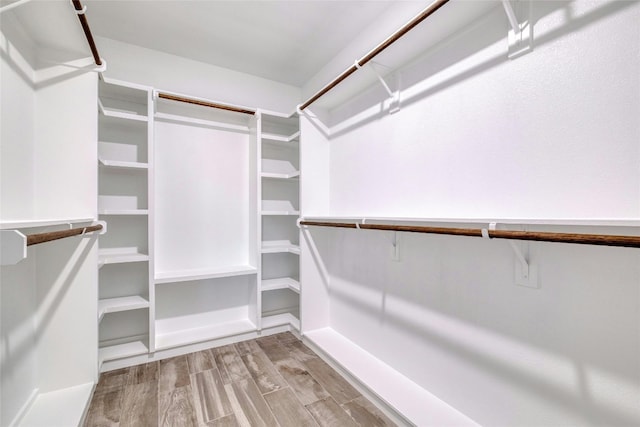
261 277 300 293
99 158 149 170
155 265 258 284
99 99 148 122
98 249 149 267
99 340 149 363
261 210 300 216
304 328 479 427
262 312 300 330
261 243 300 255
262 130 300 142
261 171 300 179
301 216 640 228
0 217 95 230
19 382 94 427
155 318 256 350
98 209 149 216
155 112 249 132
98 296 150 321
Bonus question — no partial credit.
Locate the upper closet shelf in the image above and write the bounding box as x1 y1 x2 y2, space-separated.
99 209 149 216
99 99 148 122
154 112 249 132
262 211 300 216
262 130 300 143
261 171 300 180
155 265 258 285
0 217 95 230
99 158 149 171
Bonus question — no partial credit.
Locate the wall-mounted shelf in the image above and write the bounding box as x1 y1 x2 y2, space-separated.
99 158 149 171
154 265 257 284
99 339 149 364
261 277 300 293
261 242 300 255
98 296 150 322
99 99 148 122
98 249 149 267
98 209 149 216
261 211 300 216
155 112 249 132
155 318 256 350
0 217 95 230
262 130 300 142
261 171 300 180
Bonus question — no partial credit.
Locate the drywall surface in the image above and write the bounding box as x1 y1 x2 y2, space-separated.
96 37 301 114
301 1 640 425
328 0 640 219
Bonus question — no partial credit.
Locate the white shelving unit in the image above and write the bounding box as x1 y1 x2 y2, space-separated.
155 265 258 284
259 112 301 331
97 76 153 369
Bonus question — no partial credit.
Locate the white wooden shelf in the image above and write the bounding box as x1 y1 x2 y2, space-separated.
261 171 300 179
99 158 149 170
99 340 149 364
98 296 150 322
18 382 94 427
261 242 300 255
262 312 300 330
155 265 257 284
0 217 95 230
99 99 148 122
262 130 300 142
155 318 256 350
98 209 149 216
304 328 479 427
155 112 249 132
261 210 300 216
261 277 300 293
98 248 149 267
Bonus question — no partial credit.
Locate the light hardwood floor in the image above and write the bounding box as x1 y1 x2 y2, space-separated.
85 332 396 426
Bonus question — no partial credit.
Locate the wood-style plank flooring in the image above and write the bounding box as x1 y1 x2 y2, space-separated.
84 333 396 427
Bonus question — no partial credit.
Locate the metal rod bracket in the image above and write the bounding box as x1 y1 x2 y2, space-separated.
502 0 533 59
1 230 27 265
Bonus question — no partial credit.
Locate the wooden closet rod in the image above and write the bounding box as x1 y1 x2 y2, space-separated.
158 93 256 115
299 221 640 249
299 0 450 111
71 0 102 66
26 224 103 247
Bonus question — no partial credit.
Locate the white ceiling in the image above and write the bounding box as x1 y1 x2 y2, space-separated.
5 0 416 87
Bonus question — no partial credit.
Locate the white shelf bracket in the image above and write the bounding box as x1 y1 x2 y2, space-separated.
501 0 533 59
390 231 400 262
1 230 27 265
508 239 538 288
365 62 401 114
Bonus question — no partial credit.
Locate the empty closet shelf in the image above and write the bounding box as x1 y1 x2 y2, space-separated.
98 209 148 215
98 99 148 122
0 217 95 230
99 340 149 364
262 312 300 330
154 265 257 284
261 210 300 216
262 130 300 142
98 249 149 267
262 277 300 293
99 158 149 170
261 243 300 254
155 318 256 350
261 171 300 179
98 296 150 321
304 328 479 427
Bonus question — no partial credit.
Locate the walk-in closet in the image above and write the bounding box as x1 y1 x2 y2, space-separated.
1 0 639 426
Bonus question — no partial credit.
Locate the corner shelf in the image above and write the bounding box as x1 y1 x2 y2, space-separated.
261 242 300 255
99 339 149 364
99 99 148 122
262 130 300 142
98 296 150 322
261 277 300 293
99 158 149 171
155 318 256 351
154 265 258 284
261 171 300 180
98 248 149 267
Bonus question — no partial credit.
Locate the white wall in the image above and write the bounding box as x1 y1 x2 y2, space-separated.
96 37 301 114
301 1 640 425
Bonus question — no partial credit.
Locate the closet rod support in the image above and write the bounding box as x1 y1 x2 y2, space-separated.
501 0 533 59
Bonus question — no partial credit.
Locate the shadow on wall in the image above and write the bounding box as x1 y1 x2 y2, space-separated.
326 0 636 136
309 226 640 426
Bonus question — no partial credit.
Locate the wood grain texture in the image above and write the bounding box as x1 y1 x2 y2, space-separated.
241 351 288 394
120 381 158 427
191 369 233 423
94 368 128 396
207 414 240 427
84 389 122 427
342 396 396 427
159 386 197 427
159 355 191 393
258 340 292 365
227 378 279 427
304 357 360 404
263 388 318 427
274 357 330 405
212 345 251 384
187 350 216 373
284 341 317 363
274 332 298 344
306 397 359 427
234 340 262 356
127 362 158 385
